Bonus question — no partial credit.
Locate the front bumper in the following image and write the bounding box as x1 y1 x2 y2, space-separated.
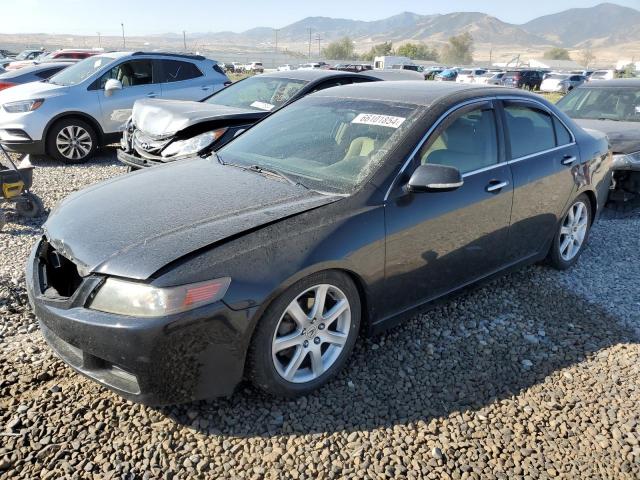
0 139 45 155
26 239 258 405
117 148 164 169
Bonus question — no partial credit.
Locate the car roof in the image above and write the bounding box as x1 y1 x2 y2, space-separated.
579 78 640 87
259 70 365 82
309 81 539 106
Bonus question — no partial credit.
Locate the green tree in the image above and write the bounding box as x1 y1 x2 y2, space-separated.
619 63 636 78
440 33 473 65
322 37 356 60
543 47 571 60
360 42 394 61
396 42 439 61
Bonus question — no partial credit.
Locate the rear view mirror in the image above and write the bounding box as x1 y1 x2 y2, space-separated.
407 164 463 193
104 78 123 97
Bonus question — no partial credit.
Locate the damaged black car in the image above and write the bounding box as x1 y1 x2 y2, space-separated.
557 79 640 203
117 70 383 169
28 82 611 405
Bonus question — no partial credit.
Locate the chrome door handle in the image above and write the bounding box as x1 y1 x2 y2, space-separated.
146 92 157 98
486 180 509 193
561 155 576 166
201 86 211 91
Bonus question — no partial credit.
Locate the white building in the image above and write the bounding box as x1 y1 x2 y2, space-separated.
528 59 584 71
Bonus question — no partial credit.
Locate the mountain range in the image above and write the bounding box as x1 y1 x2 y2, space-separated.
188 3 640 49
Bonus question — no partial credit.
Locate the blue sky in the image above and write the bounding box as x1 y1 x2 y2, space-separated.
3 0 640 35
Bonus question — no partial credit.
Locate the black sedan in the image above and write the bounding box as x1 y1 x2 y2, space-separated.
0 61 73 92
557 79 640 202
118 70 382 169
28 82 611 405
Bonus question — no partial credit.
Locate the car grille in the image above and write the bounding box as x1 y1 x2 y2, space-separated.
132 129 172 160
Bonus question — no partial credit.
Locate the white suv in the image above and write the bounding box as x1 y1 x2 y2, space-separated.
0 51 229 162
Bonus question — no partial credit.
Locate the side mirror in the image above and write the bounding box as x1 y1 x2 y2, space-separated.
407 164 463 193
104 78 123 97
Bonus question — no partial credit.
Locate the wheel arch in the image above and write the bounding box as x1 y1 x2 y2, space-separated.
246 264 375 349
578 188 598 222
42 112 105 154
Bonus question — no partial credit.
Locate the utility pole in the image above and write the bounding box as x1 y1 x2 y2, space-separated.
489 47 492 65
121 23 125 49
183 31 187 51
97 32 101 48
274 29 279 54
308 28 312 59
316 34 321 59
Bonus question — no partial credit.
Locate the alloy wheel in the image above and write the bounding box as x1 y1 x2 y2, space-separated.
272 284 351 384
559 201 589 261
56 125 93 160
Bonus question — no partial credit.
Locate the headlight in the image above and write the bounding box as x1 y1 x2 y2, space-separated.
89 277 231 317
161 129 227 158
3 98 44 113
612 151 640 170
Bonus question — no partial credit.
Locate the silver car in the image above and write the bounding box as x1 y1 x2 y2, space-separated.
0 52 229 163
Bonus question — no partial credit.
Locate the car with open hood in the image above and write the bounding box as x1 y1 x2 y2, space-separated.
28 82 611 405
557 79 640 201
118 70 390 169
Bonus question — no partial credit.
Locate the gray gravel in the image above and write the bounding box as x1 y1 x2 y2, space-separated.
1 150 639 479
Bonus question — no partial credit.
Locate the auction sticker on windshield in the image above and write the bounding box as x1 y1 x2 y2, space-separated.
352 113 406 128
250 101 275 111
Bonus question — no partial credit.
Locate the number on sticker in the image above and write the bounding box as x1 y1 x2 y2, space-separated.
352 113 406 128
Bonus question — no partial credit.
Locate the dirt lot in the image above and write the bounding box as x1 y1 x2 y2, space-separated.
0 150 639 479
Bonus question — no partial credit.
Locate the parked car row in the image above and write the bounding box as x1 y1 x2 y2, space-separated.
24 77 613 405
222 61 264 73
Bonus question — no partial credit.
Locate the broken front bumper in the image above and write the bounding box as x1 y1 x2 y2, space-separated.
26 238 256 405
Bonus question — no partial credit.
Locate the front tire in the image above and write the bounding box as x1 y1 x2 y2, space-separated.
46 118 97 164
548 194 592 270
247 271 361 397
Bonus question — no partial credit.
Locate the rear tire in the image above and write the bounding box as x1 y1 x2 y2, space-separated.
46 118 97 164
548 194 592 270
247 270 361 397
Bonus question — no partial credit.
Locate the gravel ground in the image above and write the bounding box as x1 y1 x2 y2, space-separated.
1 150 639 479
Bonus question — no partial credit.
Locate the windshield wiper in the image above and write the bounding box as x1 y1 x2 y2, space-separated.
212 151 225 165
248 164 308 189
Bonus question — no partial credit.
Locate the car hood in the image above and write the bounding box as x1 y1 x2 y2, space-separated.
132 98 264 137
573 118 640 154
0 79 66 102
44 158 340 280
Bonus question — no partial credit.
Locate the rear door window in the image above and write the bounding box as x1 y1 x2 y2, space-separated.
553 117 573 145
158 60 203 83
504 103 556 158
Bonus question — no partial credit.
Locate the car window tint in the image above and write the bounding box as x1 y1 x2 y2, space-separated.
420 107 498 174
99 60 154 88
159 60 203 83
553 117 572 145
35 68 60 79
504 105 556 158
